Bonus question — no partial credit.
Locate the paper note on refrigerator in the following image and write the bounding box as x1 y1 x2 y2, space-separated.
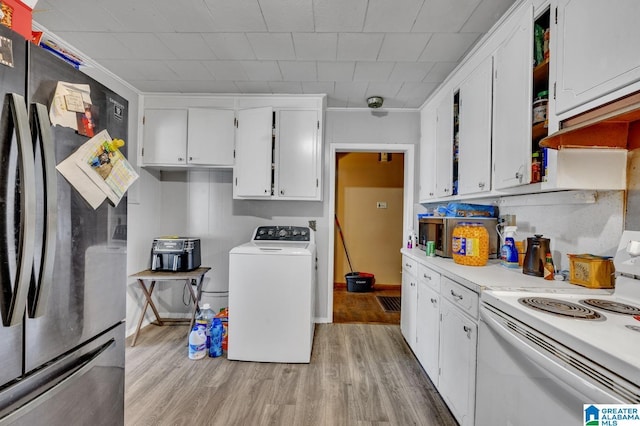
49 81 92 130
56 130 139 209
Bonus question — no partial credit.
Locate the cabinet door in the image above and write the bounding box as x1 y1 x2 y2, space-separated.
234 107 272 198
187 108 235 166
438 299 477 426
276 110 320 199
492 3 534 190
142 109 187 165
419 106 437 202
458 57 493 195
555 0 640 114
416 282 439 385
400 258 417 349
435 95 453 197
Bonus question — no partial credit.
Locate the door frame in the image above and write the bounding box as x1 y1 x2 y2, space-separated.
326 143 415 322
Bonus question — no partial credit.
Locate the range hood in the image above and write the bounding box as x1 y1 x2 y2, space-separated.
540 92 640 151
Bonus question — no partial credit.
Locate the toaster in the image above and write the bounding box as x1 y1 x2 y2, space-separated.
150 237 201 272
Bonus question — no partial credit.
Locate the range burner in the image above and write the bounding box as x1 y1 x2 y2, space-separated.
580 299 640 315
518 297 604 320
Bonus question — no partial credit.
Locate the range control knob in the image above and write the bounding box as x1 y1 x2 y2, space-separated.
292 229 299 236
267 229 274 236
278 229 288 238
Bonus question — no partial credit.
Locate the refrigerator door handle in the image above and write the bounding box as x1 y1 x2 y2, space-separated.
0 93 36 327
0 338 116 424
27 103 57 318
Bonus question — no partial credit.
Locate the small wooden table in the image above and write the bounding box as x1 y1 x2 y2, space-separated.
129 267 211 347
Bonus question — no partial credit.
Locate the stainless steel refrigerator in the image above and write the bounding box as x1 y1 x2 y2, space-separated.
0 23 127 425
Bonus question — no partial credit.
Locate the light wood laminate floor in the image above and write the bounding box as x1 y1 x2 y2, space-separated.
125 323 457 426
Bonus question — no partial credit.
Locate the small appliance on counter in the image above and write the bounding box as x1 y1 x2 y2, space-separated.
150 237 201 272
418 216 498 258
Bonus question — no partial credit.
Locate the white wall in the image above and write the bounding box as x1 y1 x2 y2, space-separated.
130 108 421 329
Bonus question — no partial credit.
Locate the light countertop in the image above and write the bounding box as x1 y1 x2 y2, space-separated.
401 247 610 295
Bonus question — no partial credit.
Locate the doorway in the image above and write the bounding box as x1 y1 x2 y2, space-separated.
327 144 415 324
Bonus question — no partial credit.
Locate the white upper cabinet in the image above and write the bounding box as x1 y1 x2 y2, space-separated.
234 107 273 198
435 94 454 197
555 0 640 115
233 106 323 200
492 3 534 190
187 108 235 166
457 56 493 195
419 106 437 202
142 109 188 166
276 110 321 200
142 108 235 167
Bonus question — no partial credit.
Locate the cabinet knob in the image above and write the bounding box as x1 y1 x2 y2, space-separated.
444 188 449 193
429 192 434 196
463 325 472 337
280 189 284 195
423 273 431 280
178 157 184 162
478 182 485 188
189 156 193 161
430 298 437 304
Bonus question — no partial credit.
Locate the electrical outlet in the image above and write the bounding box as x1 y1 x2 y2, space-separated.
377 201 387 209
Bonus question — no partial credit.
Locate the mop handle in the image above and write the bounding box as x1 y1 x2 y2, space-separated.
334 214 355 273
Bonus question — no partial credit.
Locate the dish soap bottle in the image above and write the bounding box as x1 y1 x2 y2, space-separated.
544 252 555 280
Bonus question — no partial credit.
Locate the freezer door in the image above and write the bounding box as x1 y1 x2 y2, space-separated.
0 323 125 426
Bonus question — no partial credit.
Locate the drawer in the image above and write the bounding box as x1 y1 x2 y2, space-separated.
441 276 478 319
402 256 417 277
418 263 441 292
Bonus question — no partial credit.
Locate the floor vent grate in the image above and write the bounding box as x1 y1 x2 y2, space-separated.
377 296 401 313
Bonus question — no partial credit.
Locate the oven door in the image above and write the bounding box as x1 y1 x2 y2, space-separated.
476 303 637 426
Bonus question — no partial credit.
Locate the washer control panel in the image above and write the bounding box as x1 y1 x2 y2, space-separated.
253 226 311 242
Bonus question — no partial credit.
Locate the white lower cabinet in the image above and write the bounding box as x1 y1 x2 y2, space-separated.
400 256 418 349
415 264 440 385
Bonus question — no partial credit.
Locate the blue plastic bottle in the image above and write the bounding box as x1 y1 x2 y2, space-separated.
209 318 223 358
196 303 216 349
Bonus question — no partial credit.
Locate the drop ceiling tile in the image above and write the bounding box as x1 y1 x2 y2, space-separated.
337 33 384 61
234 82 273 93
346 98 369 108
240 61 283 81
268 81 303 93
114 33 177 60
378 33 432 61
123 61 178 80
132 80 184 92
152 0 219 32
364 0 424 32
334 81 369 99
156 33 217 60
317 61 355 81
365 82 403 99
34 1 117 31
327 96 348 107
102 0 173 32
165 61 215 80
279 61 317 81
302 81 334 94
202 0 268 31
389 62 433 82
259 0 314 32
292 33 337 60
202 61 250 81
102 60 147 80
354 61 395 81
201 34 256 60
178 80 240 93
247 33 295 60
54 31 132 60
419 32 481 62
313 0 367 32
461 0 517 33
412 0 481 33
423 61 458 82
397 82 439 107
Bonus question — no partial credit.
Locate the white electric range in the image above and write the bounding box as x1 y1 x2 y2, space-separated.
476 231 640 426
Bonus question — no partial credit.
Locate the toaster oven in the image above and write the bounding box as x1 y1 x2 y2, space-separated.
418 217 498 258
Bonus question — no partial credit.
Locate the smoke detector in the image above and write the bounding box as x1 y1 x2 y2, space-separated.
367 96 384 109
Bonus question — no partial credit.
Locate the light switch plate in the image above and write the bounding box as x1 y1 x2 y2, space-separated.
377 201 387 209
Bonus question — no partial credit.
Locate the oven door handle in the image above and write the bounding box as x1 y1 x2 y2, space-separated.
480 306 626 403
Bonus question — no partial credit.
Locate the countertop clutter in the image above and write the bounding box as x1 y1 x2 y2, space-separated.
400 247 611 295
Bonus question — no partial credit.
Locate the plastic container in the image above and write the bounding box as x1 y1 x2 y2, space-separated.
215 308 228 352
209 318 223 358
568 254 615 288
188 326 206 360
345 272 375 292
531 152 541 183
195 303 216 349
532 91 548 124
451 222 489 266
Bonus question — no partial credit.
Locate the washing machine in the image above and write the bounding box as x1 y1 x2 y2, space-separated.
228 226 316 363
